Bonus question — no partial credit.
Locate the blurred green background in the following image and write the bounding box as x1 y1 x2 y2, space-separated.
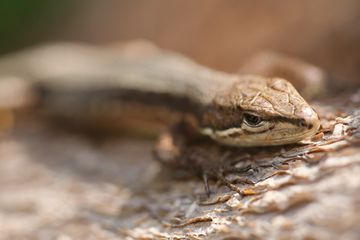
0 0 80 53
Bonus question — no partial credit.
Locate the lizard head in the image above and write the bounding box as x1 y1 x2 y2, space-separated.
200 76 320 146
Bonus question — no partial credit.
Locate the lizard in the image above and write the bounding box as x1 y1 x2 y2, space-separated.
0 41 322 193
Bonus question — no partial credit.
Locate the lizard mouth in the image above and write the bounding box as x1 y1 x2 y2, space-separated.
251 124 320 146
201 119 321 147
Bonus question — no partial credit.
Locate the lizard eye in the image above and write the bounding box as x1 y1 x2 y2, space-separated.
243 113 263 127
242 113 273 133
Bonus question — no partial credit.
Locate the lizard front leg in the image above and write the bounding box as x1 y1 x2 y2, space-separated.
154 118 256 196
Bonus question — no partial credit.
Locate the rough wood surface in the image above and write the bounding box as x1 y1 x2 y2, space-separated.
0 89 359 240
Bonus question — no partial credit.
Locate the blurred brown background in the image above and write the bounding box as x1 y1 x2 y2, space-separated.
1 0 360 84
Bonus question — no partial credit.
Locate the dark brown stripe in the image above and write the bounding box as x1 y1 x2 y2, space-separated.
36 84 204 119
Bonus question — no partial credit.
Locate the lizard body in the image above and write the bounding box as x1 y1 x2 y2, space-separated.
0 42 320 147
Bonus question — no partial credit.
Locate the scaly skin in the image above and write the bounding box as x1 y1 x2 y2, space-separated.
200 76 320 146
0 42 320 147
